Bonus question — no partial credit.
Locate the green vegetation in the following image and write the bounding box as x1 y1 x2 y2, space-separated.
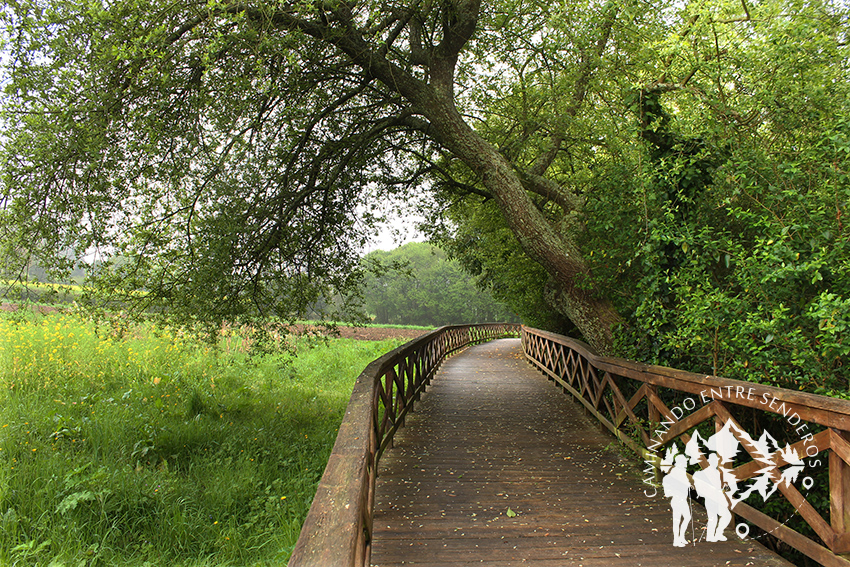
361 243 516 326
5 0 847 367
0 312 404 566
3 2 847 564
1 280 84 307
427 0 850 393
429 201 576 333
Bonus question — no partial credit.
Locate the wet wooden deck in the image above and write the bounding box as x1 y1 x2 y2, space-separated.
370 339 793 567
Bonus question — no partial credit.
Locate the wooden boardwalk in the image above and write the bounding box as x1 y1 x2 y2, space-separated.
370 339 793 567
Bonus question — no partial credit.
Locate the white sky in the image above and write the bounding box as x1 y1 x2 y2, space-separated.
362 211 426 253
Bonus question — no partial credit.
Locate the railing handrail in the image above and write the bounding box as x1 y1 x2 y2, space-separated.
287 323 520 567
522 326 850 567
526 327 850 429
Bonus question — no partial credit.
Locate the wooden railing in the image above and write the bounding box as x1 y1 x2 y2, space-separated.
523 326 850 567
287 323 520 567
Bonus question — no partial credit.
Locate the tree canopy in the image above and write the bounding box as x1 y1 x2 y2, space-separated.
2 0 849 390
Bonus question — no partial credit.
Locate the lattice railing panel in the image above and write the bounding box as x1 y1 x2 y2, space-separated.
523 326 850 567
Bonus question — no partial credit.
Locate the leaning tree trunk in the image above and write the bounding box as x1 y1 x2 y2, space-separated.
480 145 622 354
419 98 621 353
319 0 622 352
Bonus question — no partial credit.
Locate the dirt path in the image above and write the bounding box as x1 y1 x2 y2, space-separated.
0 304 431 341
291 324 431 341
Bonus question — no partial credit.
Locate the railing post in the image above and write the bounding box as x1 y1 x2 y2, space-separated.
831 429 850 556
646 384 660 425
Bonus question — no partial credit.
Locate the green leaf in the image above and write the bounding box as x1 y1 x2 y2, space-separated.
506 507 517 517
57 491 96 514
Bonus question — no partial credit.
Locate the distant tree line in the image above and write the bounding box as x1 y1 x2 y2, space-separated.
361 243 517 327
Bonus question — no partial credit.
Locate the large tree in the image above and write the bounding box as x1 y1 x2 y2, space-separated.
1 0 848 355
427 0 850 391
0 0 626 349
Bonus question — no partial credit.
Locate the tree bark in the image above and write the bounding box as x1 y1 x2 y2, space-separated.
415 98 621 352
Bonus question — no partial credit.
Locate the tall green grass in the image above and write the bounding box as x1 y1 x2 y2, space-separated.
0 313 404 566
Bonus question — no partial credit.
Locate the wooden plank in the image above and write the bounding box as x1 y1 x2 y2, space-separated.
657 402 715 446
645 385 676 423
289 324 520 567
607 373 648 445
522 326 850 567
646 384 661 426
371 339 793 567
733 500 850 567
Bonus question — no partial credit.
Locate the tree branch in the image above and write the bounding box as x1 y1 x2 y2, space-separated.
377 3 422 59
519 172 583 214
436 0 481 59
529 1 617 177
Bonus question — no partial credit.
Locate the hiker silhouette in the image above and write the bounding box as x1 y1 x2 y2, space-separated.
693 453 735 542
662 454 692 547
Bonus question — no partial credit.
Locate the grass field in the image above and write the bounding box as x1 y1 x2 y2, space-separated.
1 280 85 307
0 312 406 566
